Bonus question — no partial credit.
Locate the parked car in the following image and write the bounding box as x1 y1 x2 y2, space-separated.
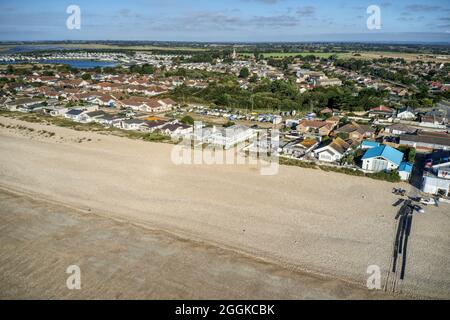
420 198 437 206
392 188 406 196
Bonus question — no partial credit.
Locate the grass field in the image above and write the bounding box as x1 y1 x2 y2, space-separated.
240 52 341 59
239 51 450 62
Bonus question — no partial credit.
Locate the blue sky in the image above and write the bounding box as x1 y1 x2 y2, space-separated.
0 0 449 42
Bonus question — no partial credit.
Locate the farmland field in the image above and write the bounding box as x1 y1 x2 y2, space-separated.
239 51 450 62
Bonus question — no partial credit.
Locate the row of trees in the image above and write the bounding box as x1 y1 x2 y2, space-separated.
169 75 389 112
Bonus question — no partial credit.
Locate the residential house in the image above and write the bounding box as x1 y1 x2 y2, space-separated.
297 120 334 137
361 145 404 172
17 103 45 113
96 114 127 127
398 162 413 181
48 106 69 117
122 97 149 111
121 119 148 131
325 116 340 127
384 124 417 136
400 131 450 152
3 98 43 111
316 78 342 87
143 120 168 132
313 137 350 163
368 105 395 119
319 107 334 116
80 110 107 123
64 109 86 122
90 95 120 108
159 122 193 138
208 125 255 149
422 151 450 197
282 138 319 158
361 140 380 149
419 109 447 128
334 121 375 141
396 107 416 120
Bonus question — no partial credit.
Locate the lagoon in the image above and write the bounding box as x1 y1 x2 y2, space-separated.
0 59 118 69
38 59 118 69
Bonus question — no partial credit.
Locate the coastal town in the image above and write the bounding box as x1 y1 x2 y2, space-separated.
1 0 450 305
1 47 450 199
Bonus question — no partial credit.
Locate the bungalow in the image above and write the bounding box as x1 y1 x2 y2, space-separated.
334 121 375 141
297 120 334 137
96 114 127 127
361 145 404 172
144 98 177 113
3 98 43 111
396 107 416 120
0 96 12 107
48 106 69 117
361 140 380 149
400 131 450 152
121 119 148 131
319 107 334 116
90 95 120 108
122 97 149 111
422 151 450 197
384 124 417 136
368 105 395 119
316 78 342 87
65 109 86 122
80 110 107 123
283 138 319 158
398 162 413 181
419 109 447 127
61 79 89 88
33 76 59 85
143 85 167 96
159 122 193 138
325 116 340 127
208 125 255 149
158 98 177 110
141 120 168 132
92 82 120 92
313 137 350 163
17 103 45 113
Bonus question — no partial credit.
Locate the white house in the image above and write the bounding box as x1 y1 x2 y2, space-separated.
361 145 404 172
313 137 350 163
64 109 86 122
160 122 193 138
396 107 416 120
398 162 413 181
49 106 68 117
80 110 107 123
4 98 42 111
121 119 147 131
422 152 450 197
208 125 255 149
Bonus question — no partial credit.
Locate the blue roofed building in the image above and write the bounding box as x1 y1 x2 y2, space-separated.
361 140 380 150
361 145 404 173
398 162 413 181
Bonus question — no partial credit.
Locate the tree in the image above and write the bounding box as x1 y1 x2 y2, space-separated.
81 73 91 80
337 132 349 140
6 65 14 74
239 67 250 78
181 115 194 125
141 64 154 74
